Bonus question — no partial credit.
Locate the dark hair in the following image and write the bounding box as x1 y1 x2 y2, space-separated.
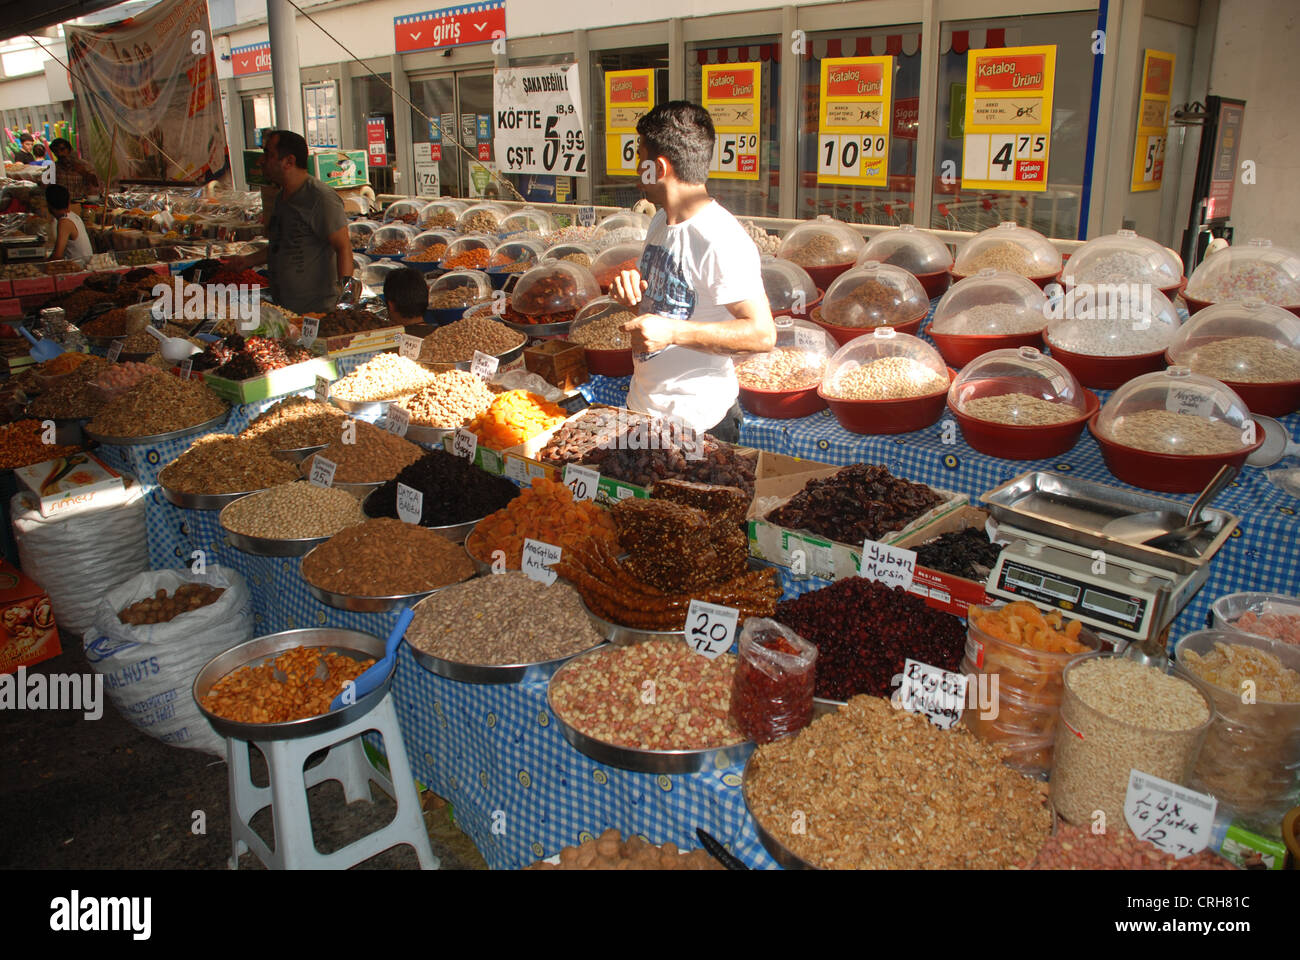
266 129 309 170
45 184 70 210
19 132 33 144
383 267 428 321
32 143 45 158
49 138 71 154
636 101 715 184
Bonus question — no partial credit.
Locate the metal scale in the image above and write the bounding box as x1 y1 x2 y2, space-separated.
980 472 1239 650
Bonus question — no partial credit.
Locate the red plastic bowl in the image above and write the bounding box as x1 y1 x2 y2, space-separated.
738 383 826 419
809 305 926 347
947 389 1100 460
1089 414 1264 493
583 346 634 378
774 290 824 320
952 270 1060 291
1047 344 1168 390
818 368 953 435
929 329 1044 369
802 261 856 292
1212 378 1300 418
915 269 951 300
1184 294 1300 320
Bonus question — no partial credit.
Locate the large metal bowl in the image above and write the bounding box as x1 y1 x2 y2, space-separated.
84 409 230 447
360 487 481 542
192 627 391 741
741 752 820 870
409 637 605 685
329 394 413 418
300 541 473 612
400 422 455 446
545 646 753 775
217 497 341 557
159 481 275 511
272 442 329 464
419 341 525 373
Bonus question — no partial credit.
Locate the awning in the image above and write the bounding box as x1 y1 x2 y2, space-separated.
695 25 1023 64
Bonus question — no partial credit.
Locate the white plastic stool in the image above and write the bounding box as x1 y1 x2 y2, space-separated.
226 691 438 870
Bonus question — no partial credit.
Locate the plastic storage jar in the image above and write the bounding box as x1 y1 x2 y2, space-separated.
1165 300 1300 417
418 199 466 229
456 202 509 235
776 215 866 290
590 242 644 292
1060 228 1185 298
1050 652 1215 825
366 223 418 259
1183 238 1300 316
427 269 494 325
818 328 951 433
1089 367 1262 492
1045 285 1181 389
952 221 1063 287
1172 629 1300 827
857 223 954 298
736 317 837 419
348 219 381 252
591 210 650 249
569 296 635 376
948 346 1096 459
1210 591 1300 646
383 198 429 225
928 269 1048 368
811 261 929 345
499 206 554 237
760 256 820 319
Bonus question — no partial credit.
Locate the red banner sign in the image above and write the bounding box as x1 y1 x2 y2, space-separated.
608 73 650 104
893 97 919 140
825 62 884 98
1145 55 1173 96
972 54 1047 93
231 41 270 77
367 117 388 168
705 69 755 100
394 2 506 54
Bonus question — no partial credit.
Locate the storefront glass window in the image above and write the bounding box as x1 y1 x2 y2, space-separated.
409 74 457 197
590 46 669 208
352 72 394 194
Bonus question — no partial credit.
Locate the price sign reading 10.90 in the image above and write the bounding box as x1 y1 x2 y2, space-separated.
701 63 761 181
816 56 893 187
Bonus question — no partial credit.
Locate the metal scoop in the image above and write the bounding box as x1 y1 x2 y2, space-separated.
1101 464 1236 548
144 324 201 363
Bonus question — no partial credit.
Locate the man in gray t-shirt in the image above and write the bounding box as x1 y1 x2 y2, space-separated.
224 130 353 314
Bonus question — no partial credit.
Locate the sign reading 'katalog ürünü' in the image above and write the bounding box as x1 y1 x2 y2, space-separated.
493 64 588 177
394 1 505 53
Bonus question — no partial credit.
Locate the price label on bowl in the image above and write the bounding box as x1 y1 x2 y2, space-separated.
107 340 123 362
179 357 193 380
504 454 531 485
892 658 968 730
1124 770 1216 858
563 464 599 502
577 206 597 227
453 427 478 461
685 600 739 659
396 482 423 524
300 317 320 347
471 350 499 380
385 405 410 437
521 538 561 585
315 375 330 402
309 455 337 488
794 327 822 352
857 539 916 592
397 333 423 359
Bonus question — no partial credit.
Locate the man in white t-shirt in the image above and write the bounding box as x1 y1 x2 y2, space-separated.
610 101 775 440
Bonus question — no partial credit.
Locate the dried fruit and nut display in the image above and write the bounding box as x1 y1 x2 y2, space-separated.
467 478 618 569
240 397 347 450
301 420 423 484
329 353 436 402
419 314 525 363
817 265 927 328
913 528 1002 582
86 374 227 439
159 433 299 495
364 450 519 526
960 392 1082 425
24 355 112 419
202 647 375 724
526 830 722 870
307 307 389 338
1185 337 1300 382
118 584 225 624
1232 609 1300 644
465 389 566 448
394 370 495 427
0 420 81 469
766 463 945 543
221 480 366 541
1028 820 1236 870
823 356 948 400
737 348 826 391
568 307 635 350
301 517 474 596
199 335 314 380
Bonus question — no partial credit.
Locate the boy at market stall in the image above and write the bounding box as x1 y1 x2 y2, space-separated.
45 184 92 262
49 138 101 200
12 133 35 165
382 267 430 326
609 100 775 442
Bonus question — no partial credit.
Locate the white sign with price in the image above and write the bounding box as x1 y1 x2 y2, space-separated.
300 317 320 347
1124 770 1217 858
107 340 123 362
396 482 423 524
385 404 410 437
309 456 337 488
493 64 589 177
179 358 192 380
521 538 561 586
685 600 739 659
397 333 423 360
577 206 597 227
893 659 968 730
452 428 478 461
471 350 499 380
858 539 917 592
563 463 599 502
793 327 823 352
414 162 440 198
315 375 330 402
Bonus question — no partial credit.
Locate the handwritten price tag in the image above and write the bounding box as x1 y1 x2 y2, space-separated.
471 350 499 380
396 482 423 524
107 340 123 362
300 317 320 347
563 463 599 502
521 538 561 586
892 659 968 730
397 333 423 359
858 539 917 592
315 375 330 403
309 455 337 488
794 327 823 352
577 206 597 227
179 357 193 380
452 427 478 461
1125 771 1216 859
685 600 739 659
385 404 410 437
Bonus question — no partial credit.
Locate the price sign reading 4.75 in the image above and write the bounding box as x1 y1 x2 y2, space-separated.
962 45 1057 192
702 63 761 181
816 56 893 188
563 463 599 502
685 600 739 659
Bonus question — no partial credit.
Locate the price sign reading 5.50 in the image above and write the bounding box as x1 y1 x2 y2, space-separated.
685 600 739 660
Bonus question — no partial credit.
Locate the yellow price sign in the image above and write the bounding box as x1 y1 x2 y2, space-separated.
701 62 761 181
1131 50 1175 192
816 56 893 188
961 45 1056 193
604 69 654 178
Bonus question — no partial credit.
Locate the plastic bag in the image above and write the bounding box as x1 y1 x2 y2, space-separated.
83 565 254 756
10 474 149 638
729 618 818 744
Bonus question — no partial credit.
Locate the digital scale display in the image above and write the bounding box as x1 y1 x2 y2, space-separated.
1004 567 1080 602
1082 589 1140 621
997 559 1148 632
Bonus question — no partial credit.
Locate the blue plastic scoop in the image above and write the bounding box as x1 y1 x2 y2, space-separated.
17 325 64 362
330 606 413 711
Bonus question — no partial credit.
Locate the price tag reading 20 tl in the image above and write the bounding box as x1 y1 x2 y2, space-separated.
701 63 761 181
685 600 739 659
961 45 1056 192
816 56 893 187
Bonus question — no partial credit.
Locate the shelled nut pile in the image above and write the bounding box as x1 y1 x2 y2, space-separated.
240 397 348 450
961 392 1082 426
395 370 495 427
419 313 524 363
86 374 227 439
825 357 948 400
159 434 299 495
302 517 474 596
568 309 634 350
302 420 423 484
330 353 436 402
1109 409 1246 455
736 348 825 391
221 481 365 540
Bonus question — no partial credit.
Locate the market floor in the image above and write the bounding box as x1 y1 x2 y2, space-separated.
0 639 487 870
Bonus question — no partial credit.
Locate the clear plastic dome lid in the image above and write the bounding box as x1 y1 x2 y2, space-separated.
590 242 644 288
408 229 458 258
592 210 650 248
427 268 493 306
361 258 405 292
821 328 949 400
570 296 636 350
443 235 493 261
777 215 866 268
544 241 597 267
366 223 419 257
419 199 466 229
950 346 1086 424
819 261 929 328
931 270 1048 336
1096 367 1253 455
500 207 554 237
736 317 837 392
352 252 371 272
1045 286 1180 358
488 237 544 271
511 261 600 317
384 199 428 224
858 224 954 275
953 221 1063 278
1184 238 1300 306
1061 229 1183 288
761 256 819 316
348 220 381 250
456 202 509 233
1166 300 1300 383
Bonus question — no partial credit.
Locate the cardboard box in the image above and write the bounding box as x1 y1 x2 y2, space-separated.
314 324 406 359
892 505 996 619
14 451 128 518
200 356 338 404
0 559 60 674
524 340 588 392
0 279 12 297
